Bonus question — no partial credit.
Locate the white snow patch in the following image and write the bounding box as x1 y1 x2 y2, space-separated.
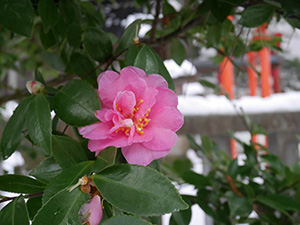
2 152 25 173
164 59 197 79
0 101 18 121
178 92 300 116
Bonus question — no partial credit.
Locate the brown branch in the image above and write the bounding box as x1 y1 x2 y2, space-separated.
0 192 43 203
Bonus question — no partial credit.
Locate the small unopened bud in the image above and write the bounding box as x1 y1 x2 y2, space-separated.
26 81 45 95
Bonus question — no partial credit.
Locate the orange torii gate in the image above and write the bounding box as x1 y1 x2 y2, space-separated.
219 23 281 158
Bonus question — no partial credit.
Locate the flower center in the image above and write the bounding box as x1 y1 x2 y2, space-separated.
115 99 150 136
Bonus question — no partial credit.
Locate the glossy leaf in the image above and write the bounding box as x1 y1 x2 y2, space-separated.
169 196 192 225
1 96 34 160
34 68 46 85
125 45 141 66
42 161 94 204
0 0 34 37
84 27 113 62
26 94 52 155
170 38 186 65
32 188 88 225
181 170 210 187
93 164 188 216
29 157 62 183
40 29 57 49
27 196 43 220
38 0 59 33
42 51 65 72
0 196 29 225
228 195 252 217
52 135 89 169
220 0 247 5
238 4 274 28
256 194 300 212
70 52 96 80
116 19 141 55
102 216 151 225
0 174 46 194
93 146 117 173
52 79 100 126
134 44 175 91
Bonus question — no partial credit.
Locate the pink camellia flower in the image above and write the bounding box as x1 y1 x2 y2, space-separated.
79 66 184 166
78 195 102 225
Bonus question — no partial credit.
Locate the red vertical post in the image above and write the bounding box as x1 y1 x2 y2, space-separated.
258 25 271 147
219 56 236 158
272 33 282 93
247 51 258 145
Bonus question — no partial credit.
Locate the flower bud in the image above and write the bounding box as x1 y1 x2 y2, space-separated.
79 195 103 225
26 81 45 95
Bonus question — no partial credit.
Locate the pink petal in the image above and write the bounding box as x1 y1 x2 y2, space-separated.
122 143 170 166
132 127 153 143
121 66 147 79
79 195 102 225
79 122 112 140
113 91 136 116
88 135 128 152
152 87 178 108
124 78 148 101
143 128 178 150
146 74 168 88
134 87 157 118
149 106 184 132
98 68 141 107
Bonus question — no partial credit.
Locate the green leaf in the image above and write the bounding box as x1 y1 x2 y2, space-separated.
84 27 113 62
0 0 34 37
93 164 188 216
0 196 29 225
26 94 52 155
32 188 88 225
38 0 59 33
228 158 239 178
134 44 175 91
1 96 34 160
170 38 186 65
116 19 141 55
42 161 94 204
256 194 300 212
220 0 247 5
42 51 65 72
93 146 117 173
66 21 81 49
238 4 274 28
228 195 252 217
26 196 42 220
70 52 96 80
102 215 152 225
34 68 46 85
52 135 89 169
0 175 46 194
40 29 57 49
181 171 211 187
169 196 192 225
125 45 141 66
52 79 100 126
29 157 62 184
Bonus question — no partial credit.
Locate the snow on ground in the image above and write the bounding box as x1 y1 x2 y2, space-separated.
178 92 300 116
